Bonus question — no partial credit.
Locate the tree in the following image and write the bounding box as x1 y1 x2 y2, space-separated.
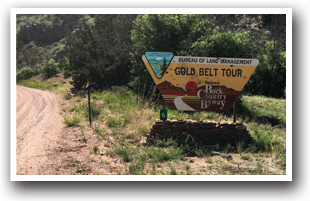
65 15 136 90
191 28 258 58
130 14 217 93
243 41 286 98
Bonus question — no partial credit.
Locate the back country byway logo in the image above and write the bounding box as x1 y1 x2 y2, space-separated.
143 52 259 112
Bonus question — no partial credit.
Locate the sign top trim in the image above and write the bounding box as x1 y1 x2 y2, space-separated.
143 55 259 66
172 56 259 66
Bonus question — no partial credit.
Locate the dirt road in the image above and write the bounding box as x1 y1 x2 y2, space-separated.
16 85 64 175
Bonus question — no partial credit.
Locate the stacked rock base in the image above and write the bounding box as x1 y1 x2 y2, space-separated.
147 119 253 145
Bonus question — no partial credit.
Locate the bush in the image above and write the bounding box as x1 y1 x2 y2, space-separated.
191 29 257 58
63 115 81 126
33 63 42 75
130 14 217 94
243 41 286 98
41 59 60 79
106 116 122 128
63 70 72 79
16 67 33 82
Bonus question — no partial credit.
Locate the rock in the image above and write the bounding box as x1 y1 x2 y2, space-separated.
70 86 78 96
226 155 233 161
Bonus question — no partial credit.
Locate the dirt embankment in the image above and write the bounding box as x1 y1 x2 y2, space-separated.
16 85 64 175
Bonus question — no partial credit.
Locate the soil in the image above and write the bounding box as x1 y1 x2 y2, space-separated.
16 85 65 175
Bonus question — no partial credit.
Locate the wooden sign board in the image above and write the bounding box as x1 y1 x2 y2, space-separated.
143 52 259 112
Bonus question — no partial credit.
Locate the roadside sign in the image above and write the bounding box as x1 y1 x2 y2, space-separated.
143 52 259 112
160 109 167 121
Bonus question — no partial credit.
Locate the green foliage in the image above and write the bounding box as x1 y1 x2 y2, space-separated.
106 116 122 128
16 67 33 82
92 145 99 154
41 59 60 79
33 63 42 75
63 70 72 79
114 146 132 162
129 161 145 175
58 56 69 72
65 15 135 90
63 115 81 126
146 147 183 162
169 165 177 175
243 42 286 98
191 29 258 58
130 14 217 93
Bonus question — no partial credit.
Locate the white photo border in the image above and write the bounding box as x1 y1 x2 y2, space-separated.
11 8 292 181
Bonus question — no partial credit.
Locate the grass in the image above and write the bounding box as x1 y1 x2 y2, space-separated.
63 115 81 127
18 74 72 98
18 74 286 175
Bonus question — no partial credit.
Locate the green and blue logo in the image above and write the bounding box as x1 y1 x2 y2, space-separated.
145 52 174 79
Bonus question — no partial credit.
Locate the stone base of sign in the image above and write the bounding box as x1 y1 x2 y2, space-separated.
147 119 252 145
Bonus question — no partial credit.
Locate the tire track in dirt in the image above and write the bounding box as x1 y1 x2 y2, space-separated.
16 85 65 175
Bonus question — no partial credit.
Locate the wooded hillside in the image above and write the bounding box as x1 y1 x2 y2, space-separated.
16 14 286 98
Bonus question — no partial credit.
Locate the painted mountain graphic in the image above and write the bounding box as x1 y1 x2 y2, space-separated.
157 81 241 111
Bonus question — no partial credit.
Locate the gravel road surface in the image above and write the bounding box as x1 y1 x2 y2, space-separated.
16 85 64 175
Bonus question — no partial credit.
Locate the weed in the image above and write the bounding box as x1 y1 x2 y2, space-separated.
79 131 88 142
101 160 110 164
114 146 131 162
154 138 177 147
104 141 110 147
250 144 257 153
221 164 227 173
92 146 99 155
105 149 116 158
185 164 191 175
215 143 220 151
129 161 145 175
225 143 232 153
170 165 177 175
63 115 81 127
194 149 205 157
147 147 183 162
106 116 122 128
257 163 263 174
236 140 245 154
242 153 252 160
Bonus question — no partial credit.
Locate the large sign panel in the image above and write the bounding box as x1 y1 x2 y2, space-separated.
143 52 259 111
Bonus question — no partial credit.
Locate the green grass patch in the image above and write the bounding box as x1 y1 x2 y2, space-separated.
106 116 122 128
63 115 81 127
146 147 183 162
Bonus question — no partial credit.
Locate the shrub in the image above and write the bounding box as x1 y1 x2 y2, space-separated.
106 116 122 127
129 161 145 175
63 70 72 79
114 146 131 162
33 63 42 75
92 146 99 154
63 115 81 126
147 147 183 162
16 67 33 82
41 59 60 79
243 42 286 98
